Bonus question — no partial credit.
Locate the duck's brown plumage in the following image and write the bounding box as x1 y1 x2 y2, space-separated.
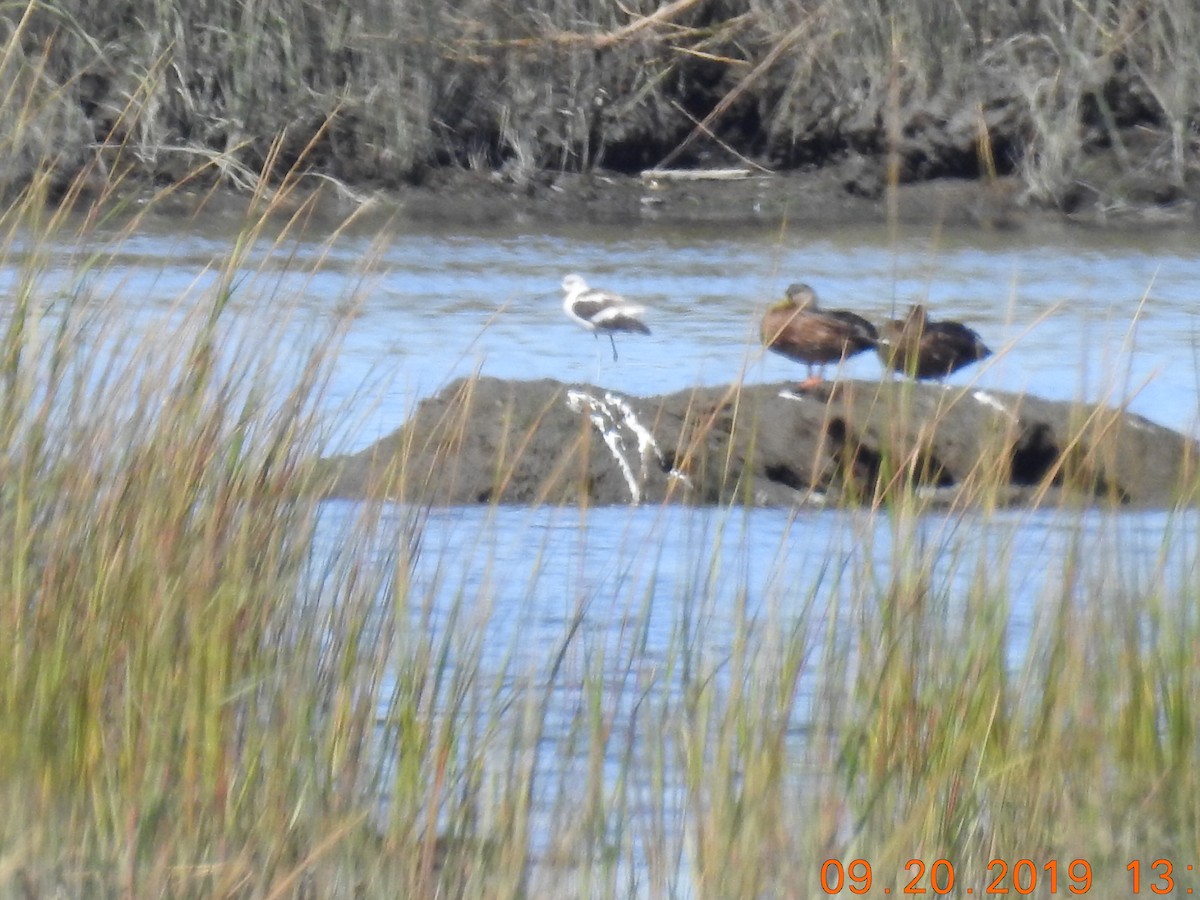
761 283 877 386
878 304 991 379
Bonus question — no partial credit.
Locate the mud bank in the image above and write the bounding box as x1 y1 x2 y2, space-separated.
390 167 1036 231
111 161 1196 241
317 377 1198 509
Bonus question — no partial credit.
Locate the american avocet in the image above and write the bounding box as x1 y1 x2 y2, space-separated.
877 304 991 379
760 283 878 389
561 274 651 361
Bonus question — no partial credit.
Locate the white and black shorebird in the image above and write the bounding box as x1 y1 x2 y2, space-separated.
561 273 651 361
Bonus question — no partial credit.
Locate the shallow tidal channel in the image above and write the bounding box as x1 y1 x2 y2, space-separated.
30 208 1200 889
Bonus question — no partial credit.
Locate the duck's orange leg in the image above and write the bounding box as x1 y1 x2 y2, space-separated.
796 364 824 390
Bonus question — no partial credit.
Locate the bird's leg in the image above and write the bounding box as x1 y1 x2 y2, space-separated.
609 333 618 362
798 363 823 390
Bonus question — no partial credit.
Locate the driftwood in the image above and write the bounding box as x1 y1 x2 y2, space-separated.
640 168 753 182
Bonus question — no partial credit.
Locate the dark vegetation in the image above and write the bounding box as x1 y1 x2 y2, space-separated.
7 0 1200 210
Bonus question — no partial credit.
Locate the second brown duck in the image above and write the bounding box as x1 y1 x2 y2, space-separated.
877 304 991 380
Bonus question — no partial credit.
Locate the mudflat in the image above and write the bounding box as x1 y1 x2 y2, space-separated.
318 376 1199 509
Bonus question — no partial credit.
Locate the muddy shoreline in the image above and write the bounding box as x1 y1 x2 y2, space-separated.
391 166 1033 230
118 160 1199 236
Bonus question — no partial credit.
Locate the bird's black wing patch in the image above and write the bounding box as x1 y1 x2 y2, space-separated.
598 314 651 334
570 297 612 322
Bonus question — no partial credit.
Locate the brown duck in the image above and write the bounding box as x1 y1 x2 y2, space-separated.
760 283 878 388
877 304 991 379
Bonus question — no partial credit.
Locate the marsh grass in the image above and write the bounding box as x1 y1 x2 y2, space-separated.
7 216 1200 898
7 0 1198 204
3 52 1200 900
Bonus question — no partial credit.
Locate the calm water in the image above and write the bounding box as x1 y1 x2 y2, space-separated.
21 209 1200 882
352 218 1200 449
36 212 1200 447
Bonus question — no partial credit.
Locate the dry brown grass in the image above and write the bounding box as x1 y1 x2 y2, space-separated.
3 0 1193 206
